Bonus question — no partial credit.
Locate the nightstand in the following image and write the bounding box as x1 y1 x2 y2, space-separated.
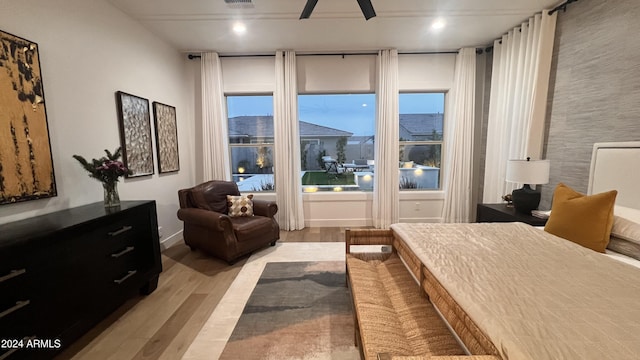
476 203 548 226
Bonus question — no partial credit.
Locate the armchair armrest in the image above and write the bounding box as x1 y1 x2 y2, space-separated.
253 199 278 218
177 208 231 232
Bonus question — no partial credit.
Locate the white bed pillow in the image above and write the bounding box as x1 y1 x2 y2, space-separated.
612 206 640 244
615 205 640 223
607 236 640 261
611 216 640 244
607 206 640 259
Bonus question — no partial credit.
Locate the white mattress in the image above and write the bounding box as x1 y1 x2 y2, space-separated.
605 249 640 268
392 222 640 360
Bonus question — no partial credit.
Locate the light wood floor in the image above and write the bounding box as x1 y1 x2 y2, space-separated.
56 227 350 360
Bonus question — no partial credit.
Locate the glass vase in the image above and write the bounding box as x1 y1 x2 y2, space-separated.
103 182 120 208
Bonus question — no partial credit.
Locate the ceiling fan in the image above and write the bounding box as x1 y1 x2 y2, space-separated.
299 0 377 21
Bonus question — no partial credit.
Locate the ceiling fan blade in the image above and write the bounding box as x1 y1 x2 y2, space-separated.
299 0 319 19
356 0 376 20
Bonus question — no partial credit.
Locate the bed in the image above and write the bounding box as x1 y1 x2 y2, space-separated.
390 141 640 360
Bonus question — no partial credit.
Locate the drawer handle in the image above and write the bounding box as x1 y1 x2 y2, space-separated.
0 300 30 319
114 270 137 285
111 246 135 258
0 269 26 283
108 225 133 237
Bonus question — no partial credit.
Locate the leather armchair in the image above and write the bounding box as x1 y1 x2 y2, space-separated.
177 180 279 264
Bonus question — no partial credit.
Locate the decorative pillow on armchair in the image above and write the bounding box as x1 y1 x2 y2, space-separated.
227 195 254 217
544 183 617 252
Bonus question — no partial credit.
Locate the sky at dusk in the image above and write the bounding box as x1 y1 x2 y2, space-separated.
227 93 445 136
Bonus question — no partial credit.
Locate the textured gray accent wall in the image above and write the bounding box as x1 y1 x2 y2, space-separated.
471 52 492 220
540 0 640 209
475 51 493 210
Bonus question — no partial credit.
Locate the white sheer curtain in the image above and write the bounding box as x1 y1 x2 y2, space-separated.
373 49 399 229
274 50 305 230
442 48 477 223
483 11 557 203
201 52 231 181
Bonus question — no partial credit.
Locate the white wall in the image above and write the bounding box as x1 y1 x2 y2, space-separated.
253 190 444 227
0 0 196 248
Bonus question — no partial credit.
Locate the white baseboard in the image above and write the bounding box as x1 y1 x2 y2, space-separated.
399 217 443 223
303 217 443 227
160 229 183 251
304 218 373 228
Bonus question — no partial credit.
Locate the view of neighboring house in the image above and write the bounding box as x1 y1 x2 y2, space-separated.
229 115 354 172
229 115 353 144
229 114 444 175
399 113 443 141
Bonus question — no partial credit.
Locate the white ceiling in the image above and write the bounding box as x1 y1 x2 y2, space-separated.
107 0 561 55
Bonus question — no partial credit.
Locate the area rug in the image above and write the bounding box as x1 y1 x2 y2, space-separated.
218 261 358 360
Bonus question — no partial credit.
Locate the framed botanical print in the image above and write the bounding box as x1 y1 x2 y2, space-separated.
152 102 180 173
115 91 154 177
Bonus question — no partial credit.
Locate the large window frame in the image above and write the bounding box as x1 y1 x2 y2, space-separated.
226 94 275 192
398 92 445 191
298 93 376 192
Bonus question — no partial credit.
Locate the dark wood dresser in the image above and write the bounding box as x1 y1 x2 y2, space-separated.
0 201 161 360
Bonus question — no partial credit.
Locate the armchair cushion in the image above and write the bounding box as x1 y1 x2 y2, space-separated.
227 194 254 217
191 180 240 213
230 216 276 243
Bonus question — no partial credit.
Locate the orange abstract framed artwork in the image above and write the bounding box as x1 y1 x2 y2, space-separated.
0 29 57 205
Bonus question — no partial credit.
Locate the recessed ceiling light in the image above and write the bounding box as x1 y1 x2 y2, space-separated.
362 103 368 107
233 22 247 35
431 18 446 30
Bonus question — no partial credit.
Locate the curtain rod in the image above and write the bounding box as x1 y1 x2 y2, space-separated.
489 2 575 47
549 0 579 16
187 50 461 60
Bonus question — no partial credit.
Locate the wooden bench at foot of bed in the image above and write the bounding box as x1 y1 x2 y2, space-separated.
345 229 501 360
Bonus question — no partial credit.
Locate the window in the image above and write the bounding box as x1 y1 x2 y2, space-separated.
298 94 375 192
227 95 275 192
399 93 445 190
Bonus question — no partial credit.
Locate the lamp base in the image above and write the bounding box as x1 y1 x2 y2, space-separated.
511 184 541 214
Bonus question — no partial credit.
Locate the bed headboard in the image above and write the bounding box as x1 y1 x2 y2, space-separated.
588 141 640 209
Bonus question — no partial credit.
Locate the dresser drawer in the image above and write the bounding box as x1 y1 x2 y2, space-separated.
85 207 152 255
0 266 32 304
0 201 161 358
0 284 54 347
0 246 38 339
0 297 33 339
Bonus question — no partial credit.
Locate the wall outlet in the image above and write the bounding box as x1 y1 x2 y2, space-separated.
158 226 163 238
414 202 420 211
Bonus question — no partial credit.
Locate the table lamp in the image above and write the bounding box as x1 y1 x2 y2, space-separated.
506 158 550 214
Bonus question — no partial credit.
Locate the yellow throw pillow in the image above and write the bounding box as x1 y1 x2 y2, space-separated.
544 183 617 253
227 194 254 217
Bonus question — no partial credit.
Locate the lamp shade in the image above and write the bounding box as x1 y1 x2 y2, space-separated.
506 159 550 185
